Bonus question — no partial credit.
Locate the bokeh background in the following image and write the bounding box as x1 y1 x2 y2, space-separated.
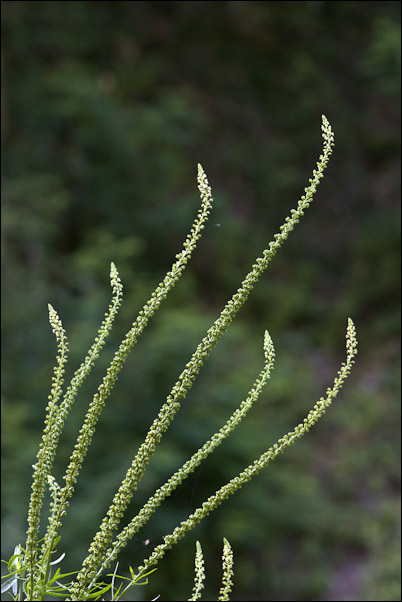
1 2 400 601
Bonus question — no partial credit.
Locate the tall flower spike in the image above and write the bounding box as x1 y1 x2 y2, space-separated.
218 538 234 602
68 117 334 600
61 175 214 601
188 541 205 602
133 319 357 579
25 305 68 596
61 168 213 501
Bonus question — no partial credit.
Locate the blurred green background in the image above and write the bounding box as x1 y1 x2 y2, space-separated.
1 2 400 601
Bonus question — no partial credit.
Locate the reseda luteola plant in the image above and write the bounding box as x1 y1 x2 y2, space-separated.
2 116 358 601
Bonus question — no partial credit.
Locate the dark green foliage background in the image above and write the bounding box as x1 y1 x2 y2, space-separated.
1 2 400 601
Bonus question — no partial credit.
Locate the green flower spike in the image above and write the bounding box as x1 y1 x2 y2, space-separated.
218 538 234 602
25 304 68 597
188 541 205 602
